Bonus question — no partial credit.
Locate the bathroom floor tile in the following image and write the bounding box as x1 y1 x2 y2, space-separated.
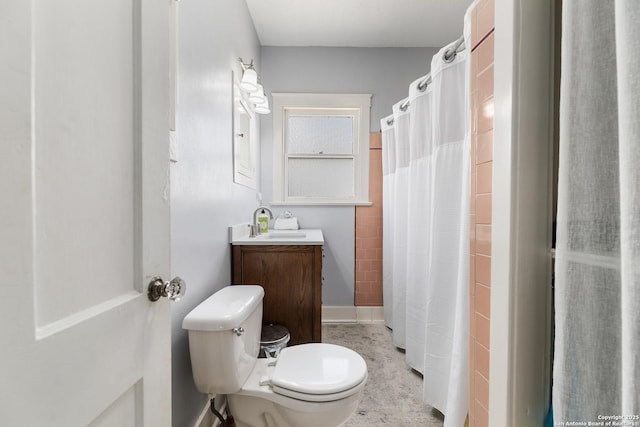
322 323 444 427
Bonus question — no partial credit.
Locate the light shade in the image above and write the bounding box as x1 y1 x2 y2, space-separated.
239 68 258 92
254 96 270 115
249 84 266 104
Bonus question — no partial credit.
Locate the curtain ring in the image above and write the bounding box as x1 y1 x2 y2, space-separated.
443 35 465 63
400 100 410 112
417 76 432 92
443 49 457 63
386 117 394 126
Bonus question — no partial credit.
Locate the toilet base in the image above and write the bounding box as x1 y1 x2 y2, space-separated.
227 390 362 427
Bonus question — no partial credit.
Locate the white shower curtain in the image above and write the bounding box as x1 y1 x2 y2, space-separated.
381 26 470 426
405 74 433 373
381 115 396 329
390 98 411 349
553 0 640 422
421 40 469 427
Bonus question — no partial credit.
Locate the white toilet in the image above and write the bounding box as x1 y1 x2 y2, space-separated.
182 285 368 427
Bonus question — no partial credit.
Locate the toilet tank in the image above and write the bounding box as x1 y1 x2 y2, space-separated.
182 285 264 395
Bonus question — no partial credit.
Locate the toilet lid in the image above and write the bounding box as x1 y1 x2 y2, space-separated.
270 343 367 397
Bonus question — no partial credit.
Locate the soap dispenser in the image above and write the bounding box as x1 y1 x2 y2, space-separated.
257 209 269 234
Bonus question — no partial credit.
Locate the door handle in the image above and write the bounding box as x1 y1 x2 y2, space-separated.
147 276 186 302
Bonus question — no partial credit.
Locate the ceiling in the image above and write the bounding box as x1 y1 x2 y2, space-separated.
244 0 474 48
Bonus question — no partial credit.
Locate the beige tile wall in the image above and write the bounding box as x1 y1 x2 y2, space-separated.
354 133 383 306
469 0 495 425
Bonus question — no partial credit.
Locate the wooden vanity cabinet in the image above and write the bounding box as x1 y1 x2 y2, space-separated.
232 244 322 345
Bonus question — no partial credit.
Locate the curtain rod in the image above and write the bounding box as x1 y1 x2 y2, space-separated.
414 35 466 94
388 35 466 121
416 35 466 91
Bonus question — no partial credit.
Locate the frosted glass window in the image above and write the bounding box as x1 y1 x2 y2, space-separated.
286 116 354 154
288 158 354 198
272 93 371 204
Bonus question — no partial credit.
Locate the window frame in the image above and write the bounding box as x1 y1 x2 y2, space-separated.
272 93 372 205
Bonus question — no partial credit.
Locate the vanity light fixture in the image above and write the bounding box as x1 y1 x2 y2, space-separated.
239 59 258 92
239 58 270 115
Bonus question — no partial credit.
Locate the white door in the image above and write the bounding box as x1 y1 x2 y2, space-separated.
0 1 174 426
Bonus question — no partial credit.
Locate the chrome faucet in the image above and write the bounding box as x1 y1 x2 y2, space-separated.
251 206 273 236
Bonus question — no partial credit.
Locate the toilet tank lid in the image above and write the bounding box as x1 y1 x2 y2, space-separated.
182 285 264 331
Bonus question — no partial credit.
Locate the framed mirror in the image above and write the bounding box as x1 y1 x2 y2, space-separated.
232 73 257 189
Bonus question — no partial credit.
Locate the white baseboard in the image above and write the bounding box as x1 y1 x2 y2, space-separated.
322 306 384 324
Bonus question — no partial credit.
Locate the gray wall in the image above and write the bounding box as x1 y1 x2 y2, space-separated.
170 1 261 426
261 47 440 131
259 47 439 306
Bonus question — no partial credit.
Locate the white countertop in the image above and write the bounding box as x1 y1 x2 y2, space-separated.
229 225 324 245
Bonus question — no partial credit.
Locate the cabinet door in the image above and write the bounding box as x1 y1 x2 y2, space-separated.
232 245 321 345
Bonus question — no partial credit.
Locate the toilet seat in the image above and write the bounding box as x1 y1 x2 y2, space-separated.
270 343 368 402
271 377 367 403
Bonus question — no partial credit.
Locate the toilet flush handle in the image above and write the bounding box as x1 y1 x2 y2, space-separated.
232 327 245 336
